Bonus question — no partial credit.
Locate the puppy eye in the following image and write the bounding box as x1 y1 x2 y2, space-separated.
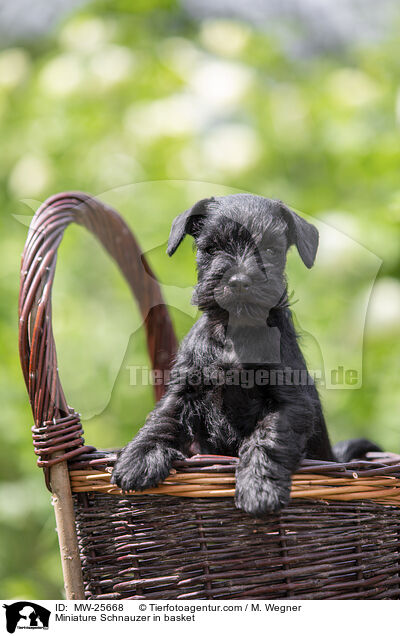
203 246 216 255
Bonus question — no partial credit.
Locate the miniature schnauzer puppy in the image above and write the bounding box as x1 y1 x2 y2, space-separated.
112 194 378 515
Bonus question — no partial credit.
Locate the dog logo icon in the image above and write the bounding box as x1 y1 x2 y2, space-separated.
3 602 50 634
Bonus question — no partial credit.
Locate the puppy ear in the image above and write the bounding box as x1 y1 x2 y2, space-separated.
167 197 214 256
279 202 319 268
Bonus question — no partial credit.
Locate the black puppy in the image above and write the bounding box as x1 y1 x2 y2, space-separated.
112 194 378 515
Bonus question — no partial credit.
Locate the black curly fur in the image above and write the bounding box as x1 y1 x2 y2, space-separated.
112 194 380 515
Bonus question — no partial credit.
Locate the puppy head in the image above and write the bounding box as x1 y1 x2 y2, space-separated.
168 194 318 324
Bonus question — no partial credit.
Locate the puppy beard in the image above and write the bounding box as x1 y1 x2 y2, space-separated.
218 300 267 327
193 265 287 323
194 281 283 363
214 280 285 326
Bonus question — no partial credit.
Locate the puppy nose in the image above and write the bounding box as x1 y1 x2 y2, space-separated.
228 272 252 292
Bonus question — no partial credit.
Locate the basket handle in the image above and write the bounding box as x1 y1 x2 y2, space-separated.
18 191 177 474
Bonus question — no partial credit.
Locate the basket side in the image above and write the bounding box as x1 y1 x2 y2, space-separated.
18 191 178 599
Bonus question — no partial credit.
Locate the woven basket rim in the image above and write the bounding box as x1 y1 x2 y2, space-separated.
69 450 400 507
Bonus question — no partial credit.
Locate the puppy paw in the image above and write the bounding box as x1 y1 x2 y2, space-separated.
111 443 185 492
234 474 291 516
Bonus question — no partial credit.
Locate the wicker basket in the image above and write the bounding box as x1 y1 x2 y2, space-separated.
19 192 400 600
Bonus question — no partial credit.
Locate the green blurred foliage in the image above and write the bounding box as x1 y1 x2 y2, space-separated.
0 1 400 598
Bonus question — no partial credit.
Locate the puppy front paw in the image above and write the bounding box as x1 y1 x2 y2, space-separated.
111 443 185 492
235 473 291 516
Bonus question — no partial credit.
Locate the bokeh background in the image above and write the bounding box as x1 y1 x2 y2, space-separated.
1 0 400 598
